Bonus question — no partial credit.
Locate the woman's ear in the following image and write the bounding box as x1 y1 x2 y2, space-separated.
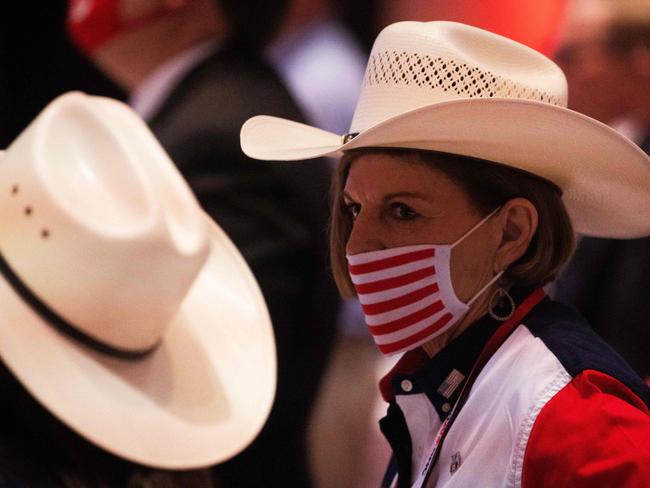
493 198 538 273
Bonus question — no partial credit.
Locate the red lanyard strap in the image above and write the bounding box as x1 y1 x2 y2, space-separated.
413 287 547 488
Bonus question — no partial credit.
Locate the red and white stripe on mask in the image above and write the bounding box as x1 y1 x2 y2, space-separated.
346 209 502 356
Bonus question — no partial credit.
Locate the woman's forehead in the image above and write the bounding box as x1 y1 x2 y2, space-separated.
343 152 459 198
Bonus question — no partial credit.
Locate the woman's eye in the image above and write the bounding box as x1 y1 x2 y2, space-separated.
391 203 418 220
346 202 361 220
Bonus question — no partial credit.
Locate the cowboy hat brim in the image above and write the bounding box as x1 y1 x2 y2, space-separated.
0 213 276 469
241 98 650 239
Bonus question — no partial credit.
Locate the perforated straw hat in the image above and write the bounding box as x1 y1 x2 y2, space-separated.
0 92 276 468
241 21 650 238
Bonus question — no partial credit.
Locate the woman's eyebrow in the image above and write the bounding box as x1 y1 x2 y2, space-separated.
342 190 433 203
383 191 433 202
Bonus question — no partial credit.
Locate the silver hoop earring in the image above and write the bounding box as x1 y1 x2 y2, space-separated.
488 288 515 321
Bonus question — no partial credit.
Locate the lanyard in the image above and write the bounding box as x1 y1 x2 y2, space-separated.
410 288 547 488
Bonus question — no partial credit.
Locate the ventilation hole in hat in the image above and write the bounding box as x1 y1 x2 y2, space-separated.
363 52 562 105
11 185 18 195
24 206 32 216
41 229 50 239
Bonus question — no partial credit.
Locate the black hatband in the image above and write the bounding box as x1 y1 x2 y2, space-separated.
0 252 159 360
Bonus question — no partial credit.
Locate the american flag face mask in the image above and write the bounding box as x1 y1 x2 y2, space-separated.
346 209 502 356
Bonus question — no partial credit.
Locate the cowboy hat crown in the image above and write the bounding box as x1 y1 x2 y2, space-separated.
349 20 567 133
0 92 209 354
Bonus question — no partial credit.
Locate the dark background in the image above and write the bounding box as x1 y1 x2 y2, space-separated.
0 1 126 147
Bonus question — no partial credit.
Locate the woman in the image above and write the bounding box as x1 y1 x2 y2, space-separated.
241 21 650 487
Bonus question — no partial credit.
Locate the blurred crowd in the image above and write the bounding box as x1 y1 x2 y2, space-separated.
0 0 648 487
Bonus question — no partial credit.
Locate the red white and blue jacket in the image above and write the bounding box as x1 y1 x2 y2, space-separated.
379 289 650 487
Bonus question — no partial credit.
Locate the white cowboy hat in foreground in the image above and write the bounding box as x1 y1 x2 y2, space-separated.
0 92 276 468
241 21 650 239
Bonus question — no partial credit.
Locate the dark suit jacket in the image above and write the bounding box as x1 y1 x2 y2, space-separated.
553 136 650 379
148 45 339 487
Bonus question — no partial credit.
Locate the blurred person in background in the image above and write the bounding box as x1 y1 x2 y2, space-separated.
553 0 650 383
268 0 367 135
65 1 339 486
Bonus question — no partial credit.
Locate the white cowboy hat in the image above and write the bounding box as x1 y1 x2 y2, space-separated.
0 92 276 469
240 21 650 239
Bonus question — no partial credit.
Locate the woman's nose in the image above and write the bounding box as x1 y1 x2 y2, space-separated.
346 213 385 256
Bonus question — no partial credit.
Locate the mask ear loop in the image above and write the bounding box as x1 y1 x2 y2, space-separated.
451 207 502 248
467 270 505 307
451 207 505 308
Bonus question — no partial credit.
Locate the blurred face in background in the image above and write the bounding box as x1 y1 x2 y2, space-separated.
67 0 169 54
554 1 635 123
66 0 225 89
